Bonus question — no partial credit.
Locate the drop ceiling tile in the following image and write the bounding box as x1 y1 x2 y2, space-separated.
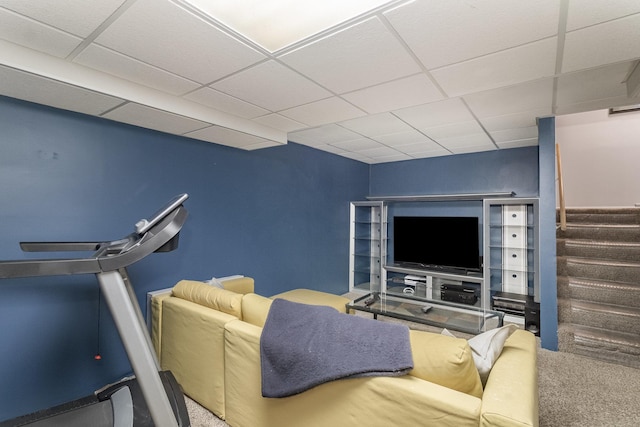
411 150 450 160
288 124 363 146
184 87 269 119
331 138 383 152
0 65 124 115
423 121 486 140
103 102 209 135
394 141 448 155
566 0 640 31
384 0 559 69
94 0 265 84
186 125 281 149
279 97 365 127
562 14 640 73
359 145 405 158
0 8 81 58
490 126 538 143
253 113 306 132
394 98 474 130
373 129 435 148
74 44 200 96
435 132 494 149
339 112 411 137
556 62 633 108
342 74 444 114
280 17 421 94
212 60 331 111
479 108 550 132
431 38 557 97
0 0 126 37
368 152 413 164
463 78 554 118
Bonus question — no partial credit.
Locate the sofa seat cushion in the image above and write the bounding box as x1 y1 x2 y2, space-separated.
173 280 243 318
271 289 349 313
408 330 483 398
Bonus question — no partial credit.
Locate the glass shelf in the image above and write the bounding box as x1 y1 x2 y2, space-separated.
350 201 384 294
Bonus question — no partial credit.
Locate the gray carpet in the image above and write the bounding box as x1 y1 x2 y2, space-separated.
537 348 640 427
184 336 640 427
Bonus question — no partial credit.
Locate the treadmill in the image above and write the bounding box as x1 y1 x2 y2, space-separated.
0 194 191 427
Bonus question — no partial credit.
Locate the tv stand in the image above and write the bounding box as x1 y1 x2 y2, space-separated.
349 195 539 332
385 263 482 307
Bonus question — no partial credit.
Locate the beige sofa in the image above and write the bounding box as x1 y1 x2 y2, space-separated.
151 278 539 427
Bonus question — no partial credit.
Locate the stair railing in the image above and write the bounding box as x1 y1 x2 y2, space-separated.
556 144 567 231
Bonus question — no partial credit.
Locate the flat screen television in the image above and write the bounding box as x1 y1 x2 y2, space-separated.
392 216 481 272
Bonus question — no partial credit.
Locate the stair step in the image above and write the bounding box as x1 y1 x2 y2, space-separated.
558 256 640 285
557 223 640 242
557 297 573 324
556 207 640 367
560 324 640 369
557 276 640 307
558 209 640 225
557 238 640 261
572 300 640 335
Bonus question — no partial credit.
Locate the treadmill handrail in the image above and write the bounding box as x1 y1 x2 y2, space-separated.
20 242 104 252
0 205 188 279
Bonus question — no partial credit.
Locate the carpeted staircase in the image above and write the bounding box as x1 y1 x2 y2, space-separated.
557 208 640 368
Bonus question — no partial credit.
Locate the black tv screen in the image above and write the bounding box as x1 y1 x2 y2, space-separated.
393 216 481 272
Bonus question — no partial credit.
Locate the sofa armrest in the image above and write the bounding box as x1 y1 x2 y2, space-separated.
480 330 539 427
221 277 254 294
270 288 350 313
150 290 173 362
161 297 238 419
224 320 481 427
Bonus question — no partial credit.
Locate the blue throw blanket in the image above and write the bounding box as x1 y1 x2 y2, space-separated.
260 298 413 398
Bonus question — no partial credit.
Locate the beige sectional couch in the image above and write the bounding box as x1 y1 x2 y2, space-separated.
151 278 539 427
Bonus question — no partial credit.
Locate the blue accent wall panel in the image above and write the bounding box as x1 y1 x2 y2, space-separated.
0 96 368 421
369 147 539 198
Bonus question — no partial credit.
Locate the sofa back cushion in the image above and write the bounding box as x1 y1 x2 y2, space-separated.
242 293 273 327
173 280 243 318
408 330 483 398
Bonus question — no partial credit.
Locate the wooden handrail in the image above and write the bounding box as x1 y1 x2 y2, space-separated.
556 144 567 231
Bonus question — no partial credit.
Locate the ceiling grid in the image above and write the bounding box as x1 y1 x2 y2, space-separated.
0 0 639 163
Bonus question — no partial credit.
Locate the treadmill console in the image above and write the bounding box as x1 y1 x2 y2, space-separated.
135 193 189 235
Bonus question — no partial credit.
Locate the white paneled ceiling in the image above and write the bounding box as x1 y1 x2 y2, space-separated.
1 0 639 163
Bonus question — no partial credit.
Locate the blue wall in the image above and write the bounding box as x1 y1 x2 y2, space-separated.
0 96 369 421
369 147 539 197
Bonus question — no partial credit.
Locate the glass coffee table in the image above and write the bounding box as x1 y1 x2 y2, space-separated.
347 292 504 334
